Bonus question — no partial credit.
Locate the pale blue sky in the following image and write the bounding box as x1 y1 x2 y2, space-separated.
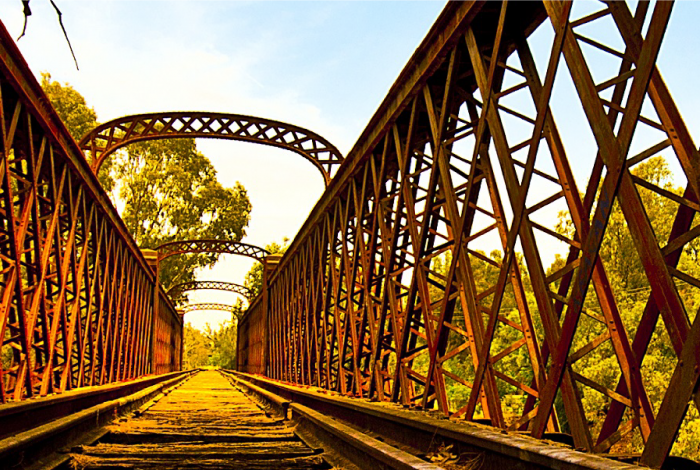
1 1 699 330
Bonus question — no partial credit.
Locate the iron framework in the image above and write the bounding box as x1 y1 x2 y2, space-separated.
167 280 252 300
0 22 182 402
156 239 269 263
79 112 344 186
184 303 235 314
240 1 700 466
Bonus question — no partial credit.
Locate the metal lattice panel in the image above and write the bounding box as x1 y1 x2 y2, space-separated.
79 112 344 186
247 2 700 466
184 303 235 313
0 22 182 402
156 239 269 262
168 280 252 300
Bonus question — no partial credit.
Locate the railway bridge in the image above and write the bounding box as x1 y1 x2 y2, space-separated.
1 1 699 469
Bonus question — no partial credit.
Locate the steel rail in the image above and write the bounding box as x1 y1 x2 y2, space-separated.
0 370 194 469
0 370 191 441
224 371 650 470
223 371 443 470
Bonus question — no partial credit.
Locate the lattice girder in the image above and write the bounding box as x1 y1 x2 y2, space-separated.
245 2 700 466
184 303 235 313
0 22 182 402
79 112 344 186
156 239 270 262
168 280 252 300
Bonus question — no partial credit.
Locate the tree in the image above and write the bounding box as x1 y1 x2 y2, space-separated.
113 138 252 289
41 73 96 142
554 156 700 457
183 323 211 369
205 316 238 370
244 239 289 298
41 75 253 292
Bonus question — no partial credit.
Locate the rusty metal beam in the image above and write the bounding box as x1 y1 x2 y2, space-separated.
184 303 236 314
156 239 269 262
0 19 183 402
79 112 344 186
168 280 252 300
237 1 700 467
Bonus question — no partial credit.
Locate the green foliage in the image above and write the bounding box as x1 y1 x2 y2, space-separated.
113 138 252 289
183 323 210 369
428 156 699 458
244 239 289 298
39 73 117 190
41 76 253 292
554 156 700 456
41 73 97 143
205 317 238 370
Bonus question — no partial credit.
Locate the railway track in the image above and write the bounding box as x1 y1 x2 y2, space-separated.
1 369 647 470
65 370 327 469
60 370 441 470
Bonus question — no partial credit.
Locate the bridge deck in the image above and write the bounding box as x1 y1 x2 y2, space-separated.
67 370 326 469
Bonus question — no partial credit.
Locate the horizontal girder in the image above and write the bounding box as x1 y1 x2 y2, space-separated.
184 303 235 313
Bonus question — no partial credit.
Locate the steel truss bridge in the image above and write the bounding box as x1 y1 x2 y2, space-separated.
0 2 699 469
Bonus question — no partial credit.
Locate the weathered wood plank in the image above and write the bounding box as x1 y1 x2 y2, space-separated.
68 371 327 470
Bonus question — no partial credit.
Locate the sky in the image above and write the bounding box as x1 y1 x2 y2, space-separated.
1 0 699 331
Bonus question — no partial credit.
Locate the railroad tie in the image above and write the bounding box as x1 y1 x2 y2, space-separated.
67 370 327 470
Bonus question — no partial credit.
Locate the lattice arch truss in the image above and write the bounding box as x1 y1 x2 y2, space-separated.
168 281 252 300
79 112 344 186
156 240 269 262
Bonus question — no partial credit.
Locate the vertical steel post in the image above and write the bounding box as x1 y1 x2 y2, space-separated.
262 254 282 376
142 249 159 374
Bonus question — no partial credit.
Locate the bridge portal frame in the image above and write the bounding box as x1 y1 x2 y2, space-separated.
168 280 252 300
79 112 344 186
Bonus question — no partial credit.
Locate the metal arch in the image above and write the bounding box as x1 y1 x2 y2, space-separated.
168 280 252 300
156 239 270 263
184 303 235 313
78 112 344 186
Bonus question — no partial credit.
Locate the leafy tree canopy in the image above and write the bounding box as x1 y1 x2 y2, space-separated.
41 74 252 292
244 239 289 299
41 72 97 142
183 323 210 369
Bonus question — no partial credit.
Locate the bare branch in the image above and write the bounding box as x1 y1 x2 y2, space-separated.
16 0 31 41
49 0 79 70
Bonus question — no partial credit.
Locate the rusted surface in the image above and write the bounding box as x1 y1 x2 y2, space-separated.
0 19 182 403
184 303 236 314
231 371 650 470
238 1 700 467
68 370 326 469
0 370 189 440
79 112 344 186
156 239 270 263
0 371 192 469
168 280 253 301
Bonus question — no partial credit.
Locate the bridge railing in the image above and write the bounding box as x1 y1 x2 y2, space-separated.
0 21 181 402
237 254 281 374
238 1 700 466
237 293 264 374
